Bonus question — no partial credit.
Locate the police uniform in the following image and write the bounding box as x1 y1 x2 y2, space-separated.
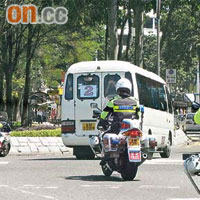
100 95 139 133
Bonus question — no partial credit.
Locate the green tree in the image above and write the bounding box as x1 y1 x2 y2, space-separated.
161 0 200 92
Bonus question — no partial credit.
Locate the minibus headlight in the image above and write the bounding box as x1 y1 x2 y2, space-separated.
61 120 75 133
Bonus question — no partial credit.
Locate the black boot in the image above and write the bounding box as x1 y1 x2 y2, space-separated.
100 158 106 166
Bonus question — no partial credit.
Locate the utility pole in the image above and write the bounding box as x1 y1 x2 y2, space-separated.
197 64 199 101
156 0 161 76
197 45 200 103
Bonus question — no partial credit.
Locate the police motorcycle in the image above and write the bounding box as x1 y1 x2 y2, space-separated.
183 101 200 194
0 112 11 157
89 103 157 181
183 154 200 194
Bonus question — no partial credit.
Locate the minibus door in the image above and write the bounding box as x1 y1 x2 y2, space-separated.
74 73 102 136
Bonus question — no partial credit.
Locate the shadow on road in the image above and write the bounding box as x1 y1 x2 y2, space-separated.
25 157 101 161
25 157 77 161
65 175 140 182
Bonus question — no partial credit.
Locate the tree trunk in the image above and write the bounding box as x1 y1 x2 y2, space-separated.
21 25 33 127
105 25 109 60
134 0 144 68
13 96 21 121
0 66 4 111
118 17 127 60
4 32 14 122
108 0 118 60
125 1 134 61
5 71 13 122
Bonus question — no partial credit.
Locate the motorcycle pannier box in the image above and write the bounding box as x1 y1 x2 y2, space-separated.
103 134 120 152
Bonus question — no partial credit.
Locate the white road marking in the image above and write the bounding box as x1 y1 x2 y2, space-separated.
21 185 58 189
21 190 35 195
23 184 39 187
0 161 8 165
167 199 200 200
0 185 8 188
109 186 120 189
1 185 59 200
81 184 121 189
144 159 183 165
40 195 57 199
45 187 59 189
139 185 180 189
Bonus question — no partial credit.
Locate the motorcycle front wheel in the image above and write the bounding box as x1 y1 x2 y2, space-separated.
121 161 138 181
102 163 113 177
0 143 11 157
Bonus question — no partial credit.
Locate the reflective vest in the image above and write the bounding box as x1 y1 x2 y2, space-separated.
100 95 139 133
194 109 200 125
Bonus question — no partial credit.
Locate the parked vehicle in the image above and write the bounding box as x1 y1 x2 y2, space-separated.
174 114 185 130
61 61 174 159
89 104 157 180
0 112 11 157
184 113 200 133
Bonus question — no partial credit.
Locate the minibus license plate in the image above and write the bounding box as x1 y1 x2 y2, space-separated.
82 123 95 131
128 138 140 147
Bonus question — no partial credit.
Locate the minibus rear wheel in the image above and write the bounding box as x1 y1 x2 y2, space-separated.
76 154 95 160
74 146 95 160
160 133 172 158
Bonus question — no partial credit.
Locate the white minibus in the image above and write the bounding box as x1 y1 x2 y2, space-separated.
61 61 174 159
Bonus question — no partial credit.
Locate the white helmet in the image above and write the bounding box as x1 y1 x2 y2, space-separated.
116 78 132 94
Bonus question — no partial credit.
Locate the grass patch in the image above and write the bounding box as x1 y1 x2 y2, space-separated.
12 121 22 129
11 128 61 137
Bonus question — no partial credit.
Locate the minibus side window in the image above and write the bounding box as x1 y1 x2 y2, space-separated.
136 74 167 111
104 74 120 98
65 74 73 100
125 72 134 96
77 75 99 99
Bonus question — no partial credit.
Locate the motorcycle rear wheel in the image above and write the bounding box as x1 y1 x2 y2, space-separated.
121 161 138 181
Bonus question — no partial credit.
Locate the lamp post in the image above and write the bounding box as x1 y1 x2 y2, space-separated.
156 0 161 76
197 45 200 103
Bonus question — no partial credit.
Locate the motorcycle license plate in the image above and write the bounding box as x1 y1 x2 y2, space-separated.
128 137 141 162
128 138 140 147
128 150 141 162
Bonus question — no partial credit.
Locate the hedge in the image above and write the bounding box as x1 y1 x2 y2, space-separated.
11 128 61 137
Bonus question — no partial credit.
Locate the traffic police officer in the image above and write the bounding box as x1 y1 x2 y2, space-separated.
99 78 140 134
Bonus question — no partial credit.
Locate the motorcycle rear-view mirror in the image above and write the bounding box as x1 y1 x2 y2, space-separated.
140 105 144 114
90 103 102 111
192 101 200 111
90 103 98 109
92 110 101 119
